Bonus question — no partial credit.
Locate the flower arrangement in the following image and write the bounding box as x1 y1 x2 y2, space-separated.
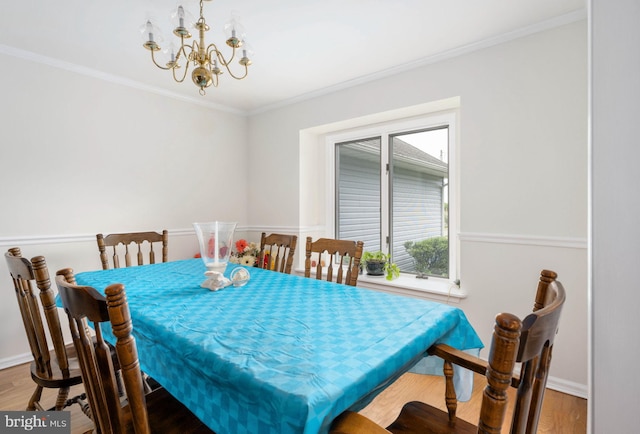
229 239 260 266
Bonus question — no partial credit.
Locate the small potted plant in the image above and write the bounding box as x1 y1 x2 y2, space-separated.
361 250 400 281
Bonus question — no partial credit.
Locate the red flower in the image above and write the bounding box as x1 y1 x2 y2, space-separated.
235 239 248 252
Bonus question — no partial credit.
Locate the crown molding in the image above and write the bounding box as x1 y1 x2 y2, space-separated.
248 9 587 116
1 7 587 117
0 44 245 116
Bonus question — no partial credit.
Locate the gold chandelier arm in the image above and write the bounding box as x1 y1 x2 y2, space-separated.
174 37 190 63
206 45 249 80
191 40 202 63
222 62 249 80
207 44 236 67
171 42 194 83
171 63 189 83
150 50 173 70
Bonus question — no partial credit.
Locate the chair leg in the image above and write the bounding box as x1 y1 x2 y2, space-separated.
27 385 44 411
443 360 458 423
54 386 70 411
116 370 125 397
142 372 161 393
78 398 92 420
66 393 92 420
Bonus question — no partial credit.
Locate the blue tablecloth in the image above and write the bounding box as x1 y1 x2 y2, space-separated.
73 259 482 434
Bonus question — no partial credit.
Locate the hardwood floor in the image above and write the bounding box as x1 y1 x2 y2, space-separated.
359 372 587 433
0 363 94 433
0 363 587 433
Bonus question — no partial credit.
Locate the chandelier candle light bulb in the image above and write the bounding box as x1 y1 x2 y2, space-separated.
141 0 252 96
146 21 155 43
177 6 186 28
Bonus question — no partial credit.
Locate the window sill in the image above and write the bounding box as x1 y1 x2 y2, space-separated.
293 268 467 303
357 274 467 303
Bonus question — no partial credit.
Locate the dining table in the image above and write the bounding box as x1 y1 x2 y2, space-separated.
71 258 483 434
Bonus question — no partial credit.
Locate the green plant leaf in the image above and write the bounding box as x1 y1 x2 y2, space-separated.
404 237 449 278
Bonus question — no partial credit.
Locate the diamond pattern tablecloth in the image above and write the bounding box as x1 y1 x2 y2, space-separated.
74 259 483 434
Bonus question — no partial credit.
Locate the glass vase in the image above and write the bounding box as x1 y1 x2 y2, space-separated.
193 221 237 288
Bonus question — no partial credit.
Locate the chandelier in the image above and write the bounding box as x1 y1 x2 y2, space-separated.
141 0 252 96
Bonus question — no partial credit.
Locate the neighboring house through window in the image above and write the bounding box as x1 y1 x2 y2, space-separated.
330 112 456 280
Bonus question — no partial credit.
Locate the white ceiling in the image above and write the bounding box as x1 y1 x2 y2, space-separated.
0 0 586 114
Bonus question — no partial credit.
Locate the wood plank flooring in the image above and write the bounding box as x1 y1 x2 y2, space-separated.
0 363 587 433
0 363 94 433
358 372 587 433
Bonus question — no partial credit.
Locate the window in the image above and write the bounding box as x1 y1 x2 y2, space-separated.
335 137 382 251
332 114 455 280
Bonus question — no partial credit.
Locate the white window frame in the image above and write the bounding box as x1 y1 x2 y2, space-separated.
325 111 465 301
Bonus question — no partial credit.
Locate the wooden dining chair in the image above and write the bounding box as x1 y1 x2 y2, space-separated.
55 269 214 434
330 269 566 434
258 232 298 274
96 230 168 270
4 248 86 412
304 237 364 286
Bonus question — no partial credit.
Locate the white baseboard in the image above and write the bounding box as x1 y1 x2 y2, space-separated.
546 375 588 399
0 352 32 370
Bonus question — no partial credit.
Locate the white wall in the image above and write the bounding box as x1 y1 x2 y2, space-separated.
591 0 640 431
0 53 249 365
0 17 590 401
248 21 588 395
